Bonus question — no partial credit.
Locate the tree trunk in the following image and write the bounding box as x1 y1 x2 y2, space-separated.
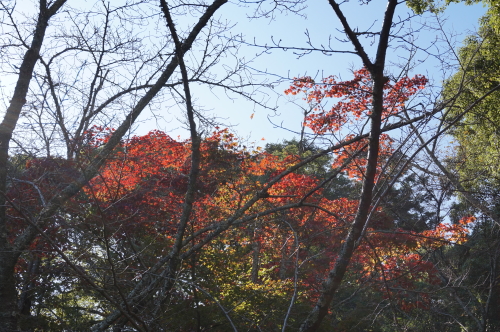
0 256 17 332
0 1 67 329
299 1 398 330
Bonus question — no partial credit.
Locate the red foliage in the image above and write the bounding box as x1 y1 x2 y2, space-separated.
286 68 427 184
78 125 471 313
9 66 467 317
285 68 427 134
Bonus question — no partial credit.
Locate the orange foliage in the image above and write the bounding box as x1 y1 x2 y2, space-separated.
74 126 473 313
285 68 427 134
285 68 427 184
18 69 461 316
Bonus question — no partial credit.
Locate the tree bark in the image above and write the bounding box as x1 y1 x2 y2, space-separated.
300 1 398 330
0 1 67 330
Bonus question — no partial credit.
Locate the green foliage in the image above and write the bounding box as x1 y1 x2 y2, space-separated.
382 173 438 231
443 12 500 208
406 0 481 14
435 10 500 330
265 138 331 176
265 138 357 200
427 222 500 331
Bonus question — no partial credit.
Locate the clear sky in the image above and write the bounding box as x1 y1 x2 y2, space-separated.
2 0 488 148
134 0 487 146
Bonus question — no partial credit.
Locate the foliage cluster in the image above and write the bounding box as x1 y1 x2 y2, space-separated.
2 0 500 331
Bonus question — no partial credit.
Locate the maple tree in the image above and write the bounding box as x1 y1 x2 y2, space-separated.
282 63 476 330
28 126 467 330
4 117 474 330
7 78 465 328
0 0 496 331
0 0 261 329
11 53 471 328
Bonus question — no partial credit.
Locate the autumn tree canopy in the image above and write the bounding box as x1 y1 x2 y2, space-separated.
0 0 498 331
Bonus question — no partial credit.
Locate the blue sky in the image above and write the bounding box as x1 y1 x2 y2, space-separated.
8 0 484 147
134 0 487 146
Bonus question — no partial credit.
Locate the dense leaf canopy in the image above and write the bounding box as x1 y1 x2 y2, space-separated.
1 0 500 331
